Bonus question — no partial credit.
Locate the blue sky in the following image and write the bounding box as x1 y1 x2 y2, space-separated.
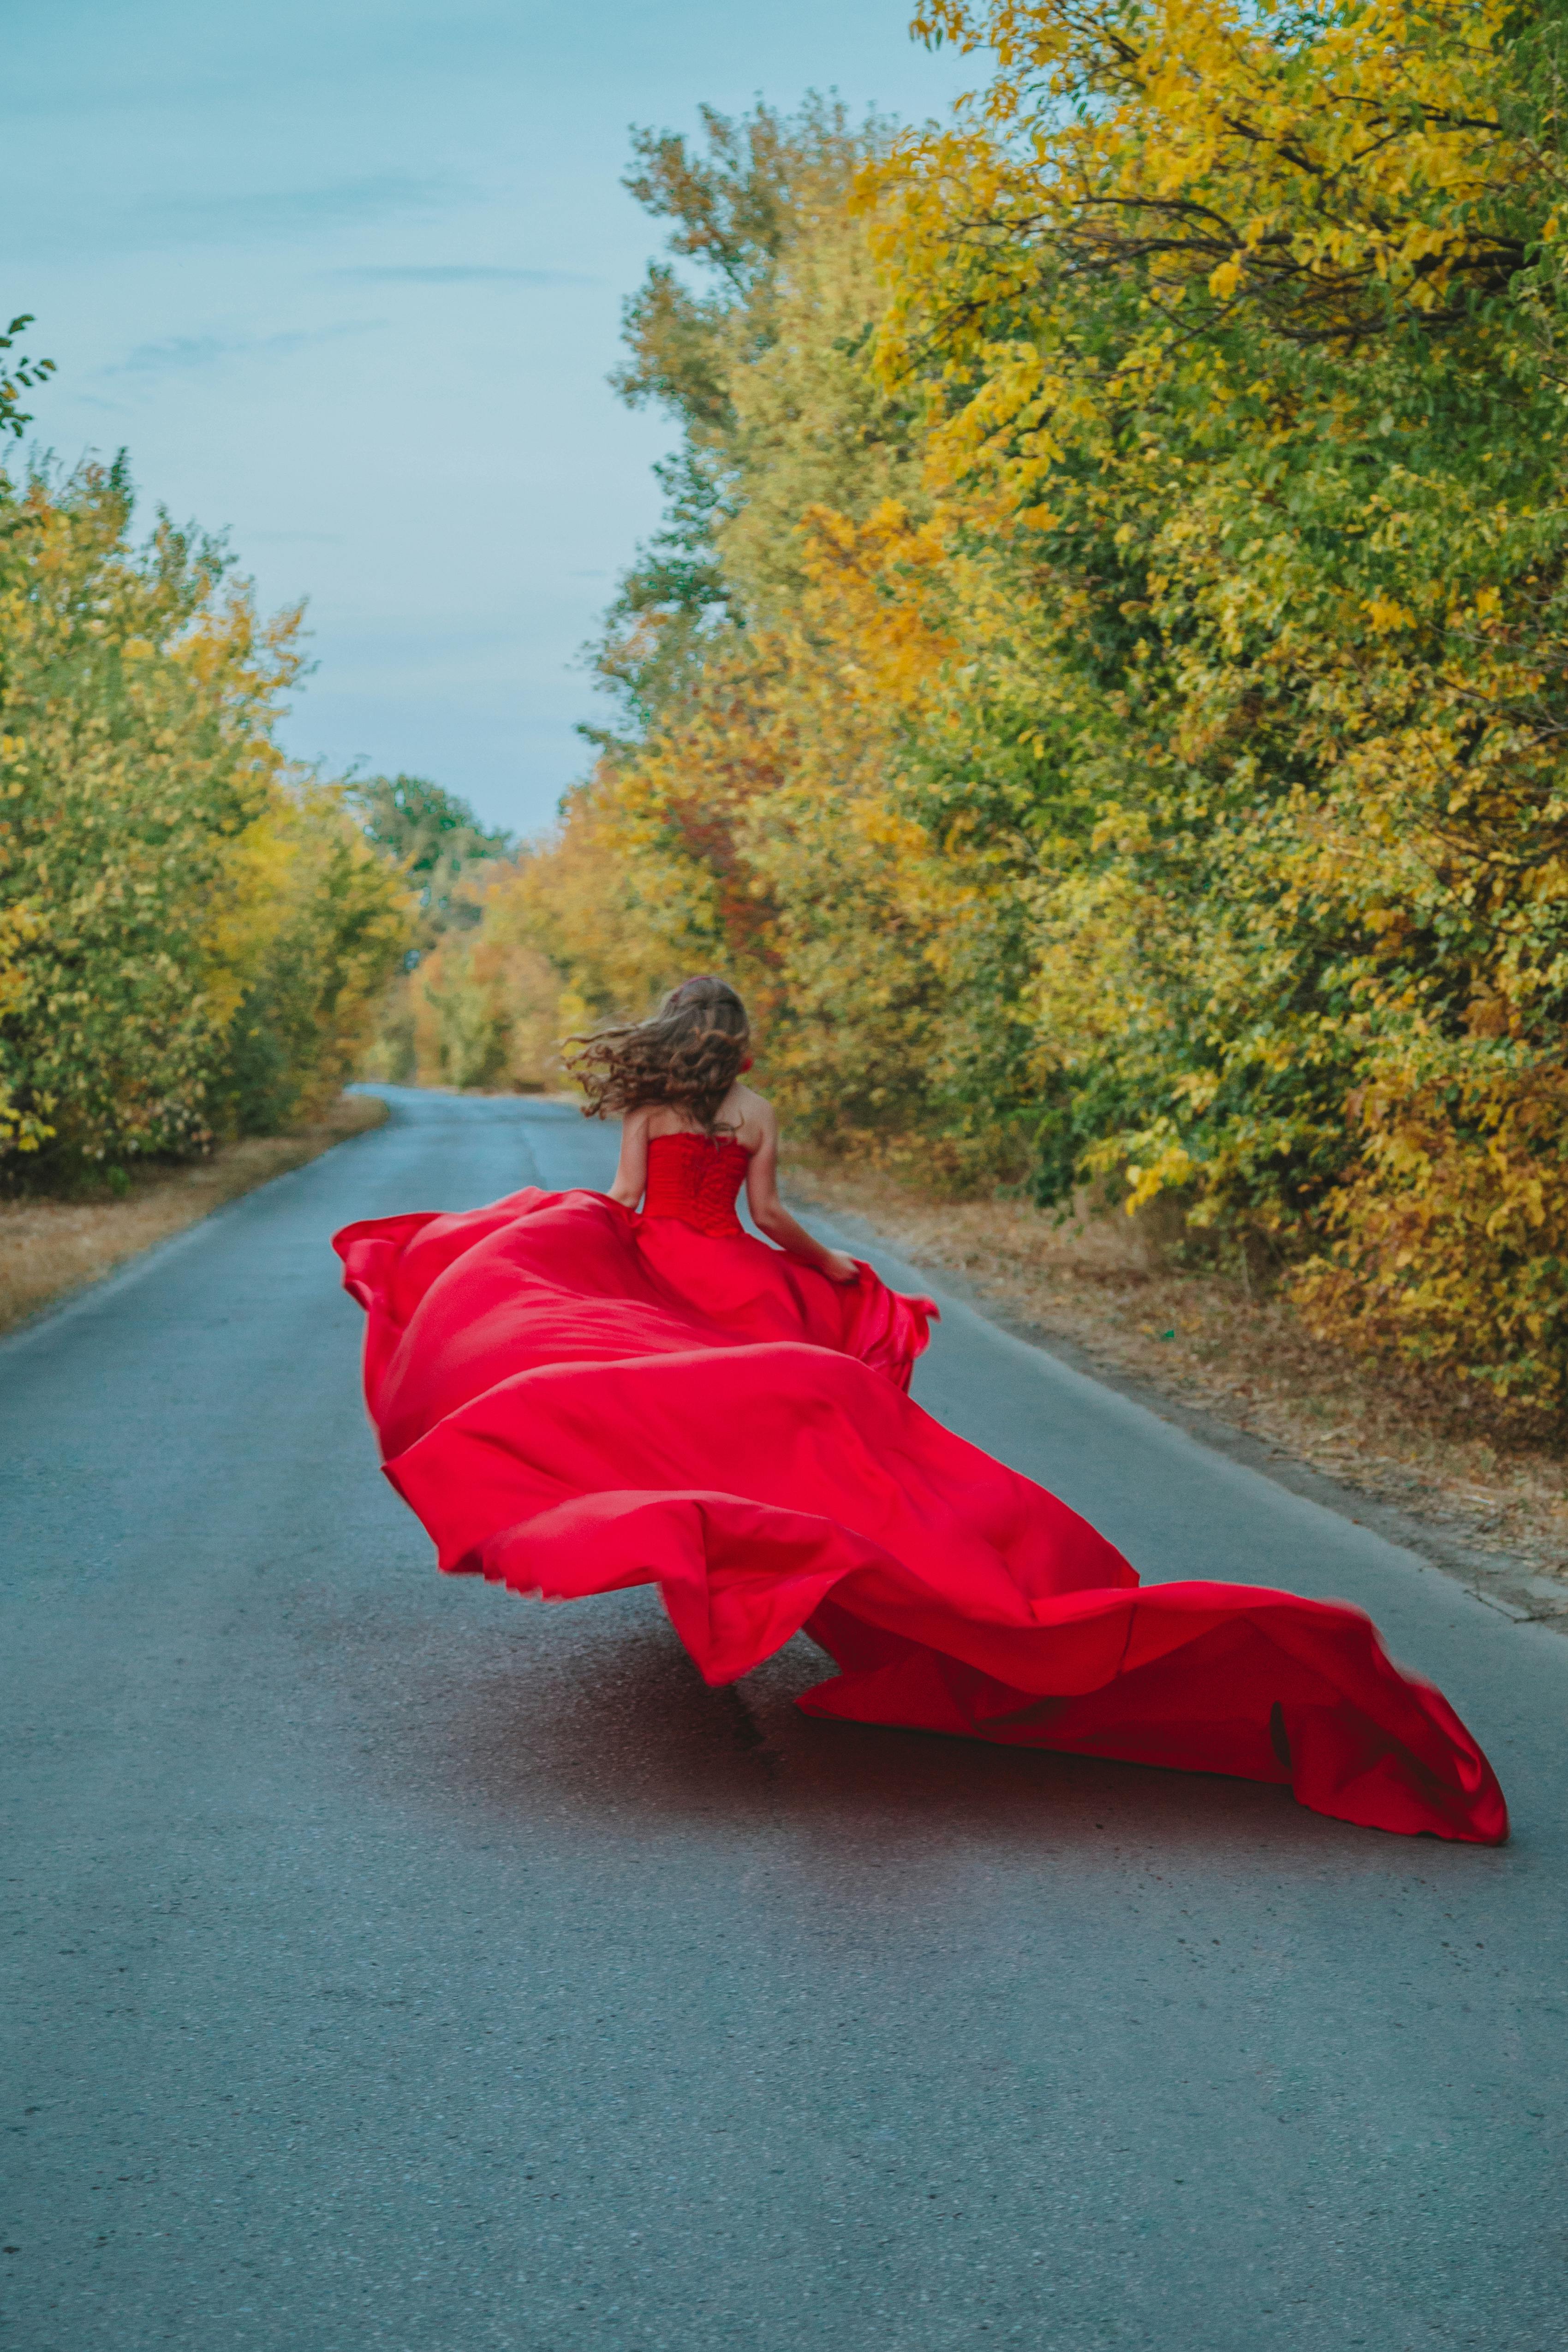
3 1 976 836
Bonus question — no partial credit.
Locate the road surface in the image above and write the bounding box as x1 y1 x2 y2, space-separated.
4 1087 1565 2350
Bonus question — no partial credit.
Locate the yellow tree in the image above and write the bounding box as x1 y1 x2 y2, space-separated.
866 0 1568 1403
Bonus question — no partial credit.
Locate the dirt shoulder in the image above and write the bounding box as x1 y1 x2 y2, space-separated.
0 1092 388 1339
788 1156 1568 1625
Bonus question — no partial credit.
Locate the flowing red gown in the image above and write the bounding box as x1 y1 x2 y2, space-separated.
333 1130 1506 1844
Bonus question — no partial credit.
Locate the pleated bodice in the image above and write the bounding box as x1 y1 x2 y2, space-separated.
641 1131 750 1238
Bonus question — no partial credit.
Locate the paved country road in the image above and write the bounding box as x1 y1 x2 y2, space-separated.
4 1088 1565 2352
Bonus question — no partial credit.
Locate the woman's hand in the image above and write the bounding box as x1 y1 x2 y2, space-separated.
743 1110 860 1283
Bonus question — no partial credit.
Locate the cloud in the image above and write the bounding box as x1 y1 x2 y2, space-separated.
25 173 460 265
104 321 382 378
333 264 600 287
128 174 455 251
107 333 231 375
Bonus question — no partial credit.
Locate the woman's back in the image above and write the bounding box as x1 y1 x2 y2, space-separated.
639 1075 766 1153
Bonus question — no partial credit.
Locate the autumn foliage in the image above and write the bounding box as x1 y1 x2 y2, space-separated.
0 459 412 1181
424 13 1568 1417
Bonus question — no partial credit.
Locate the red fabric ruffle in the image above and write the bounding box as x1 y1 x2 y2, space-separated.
334 1186 1506 1846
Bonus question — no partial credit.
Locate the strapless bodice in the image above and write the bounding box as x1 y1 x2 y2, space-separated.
641 1131 750 1237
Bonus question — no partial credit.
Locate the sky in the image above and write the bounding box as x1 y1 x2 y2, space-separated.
2 0 977 838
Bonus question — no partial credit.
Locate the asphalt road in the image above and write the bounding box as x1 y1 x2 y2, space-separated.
4 1086 1566 2352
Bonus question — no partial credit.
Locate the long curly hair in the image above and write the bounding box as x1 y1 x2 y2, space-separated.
566 976 751 1133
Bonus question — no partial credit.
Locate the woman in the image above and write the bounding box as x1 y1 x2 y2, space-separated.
334 975 1506 1845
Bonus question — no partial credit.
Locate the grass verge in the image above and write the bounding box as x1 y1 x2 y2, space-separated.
0 1091 388 1339
789 1155 1568 1596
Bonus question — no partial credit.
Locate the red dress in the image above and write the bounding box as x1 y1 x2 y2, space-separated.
333 1131 1506 1844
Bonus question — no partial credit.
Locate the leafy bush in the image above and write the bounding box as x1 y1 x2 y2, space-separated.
0 458 411 1182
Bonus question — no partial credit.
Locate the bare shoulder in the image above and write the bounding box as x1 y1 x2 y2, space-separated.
732 1083 775 1147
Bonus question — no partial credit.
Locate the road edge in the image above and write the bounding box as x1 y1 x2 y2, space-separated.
0 1093 392 1360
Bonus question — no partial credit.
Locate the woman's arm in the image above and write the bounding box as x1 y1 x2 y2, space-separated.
744 1108 859 1283
607 1108 650 1209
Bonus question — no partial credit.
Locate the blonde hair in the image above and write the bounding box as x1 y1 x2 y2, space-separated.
566 976 750 1133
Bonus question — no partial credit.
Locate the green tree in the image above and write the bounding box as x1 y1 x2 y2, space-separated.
594 97 900 730
0 458 411 1178
352 773 512 942
0 314 52 441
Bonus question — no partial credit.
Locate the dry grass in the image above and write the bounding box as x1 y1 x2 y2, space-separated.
789 1155 1568 1587
0 1092 388 1338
